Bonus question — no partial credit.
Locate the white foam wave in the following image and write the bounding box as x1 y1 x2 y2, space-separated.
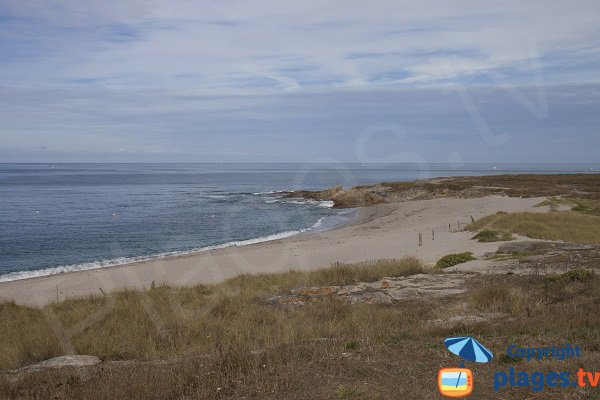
264 198 334 208
0 190 338 283
252 190 286 195
0 228 315 283
318 200 335 208
311 217 326 229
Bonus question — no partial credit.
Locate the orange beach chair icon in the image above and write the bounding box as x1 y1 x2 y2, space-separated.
438 368 473 398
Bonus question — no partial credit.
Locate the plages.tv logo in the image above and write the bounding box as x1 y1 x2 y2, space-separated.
438 336 494 398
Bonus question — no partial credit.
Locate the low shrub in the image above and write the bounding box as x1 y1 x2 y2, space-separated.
472 229 513 242
436 252 476 268
547 268 595 283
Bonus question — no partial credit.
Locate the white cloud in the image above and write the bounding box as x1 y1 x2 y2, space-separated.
1 0 600 163
2 0 599 91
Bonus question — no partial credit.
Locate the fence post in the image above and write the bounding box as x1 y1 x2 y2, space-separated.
418 233 423 246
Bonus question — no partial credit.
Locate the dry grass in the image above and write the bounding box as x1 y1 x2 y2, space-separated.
470 282 527 315
389 174 600 199
0 258 424 372
467 211 600 244
306 174 600 208
454 173 600 199
537 196 600 215
1 271 599 399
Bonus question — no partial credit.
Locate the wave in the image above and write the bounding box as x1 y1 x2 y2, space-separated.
0 187 341 283
0 218 330 283
253 190 336 208
264 198 334 208
311 216 326 230
252 190 287 195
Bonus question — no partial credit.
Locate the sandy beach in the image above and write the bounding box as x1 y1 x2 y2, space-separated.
0 195 547 307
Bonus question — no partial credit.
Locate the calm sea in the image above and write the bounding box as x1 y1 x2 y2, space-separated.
0 163 598 281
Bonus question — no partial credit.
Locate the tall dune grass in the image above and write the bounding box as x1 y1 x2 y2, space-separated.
467 211 600 244
1 264 599 399
0 258 424 371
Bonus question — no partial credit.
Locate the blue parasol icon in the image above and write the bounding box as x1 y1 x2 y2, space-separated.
445 336 493 366
444 336 494 368
444 336 493 388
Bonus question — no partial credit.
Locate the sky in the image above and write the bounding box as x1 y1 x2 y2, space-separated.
1 0 599 163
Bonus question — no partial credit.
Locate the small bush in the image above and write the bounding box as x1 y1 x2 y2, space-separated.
547 268 595 283
336 385 363 398
436 252 476 268
499 354 521 364
472 229 513 242
344 341 360 351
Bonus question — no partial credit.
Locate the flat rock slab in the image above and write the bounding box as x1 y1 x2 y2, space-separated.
265 273 469 306
17 355 101 373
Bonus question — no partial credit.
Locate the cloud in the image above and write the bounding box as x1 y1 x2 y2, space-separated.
1 0 599 90
1 1 599 163
1 83 599 163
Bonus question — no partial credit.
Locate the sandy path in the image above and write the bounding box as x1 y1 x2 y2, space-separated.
0 196 546 307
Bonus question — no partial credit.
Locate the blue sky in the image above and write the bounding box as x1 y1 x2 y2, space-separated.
1 0 599 163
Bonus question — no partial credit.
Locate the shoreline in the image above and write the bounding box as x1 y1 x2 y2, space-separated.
0 208 358 284
0 195 548 307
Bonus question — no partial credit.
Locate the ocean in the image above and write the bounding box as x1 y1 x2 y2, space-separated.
0 163 598 282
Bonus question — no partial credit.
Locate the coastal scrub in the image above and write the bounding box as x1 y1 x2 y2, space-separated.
436 252 476 268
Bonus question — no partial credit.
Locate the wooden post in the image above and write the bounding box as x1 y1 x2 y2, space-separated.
418 233 423 246
449 223 451 232
470 215 475 224
56 286 59 303
432 229 435 240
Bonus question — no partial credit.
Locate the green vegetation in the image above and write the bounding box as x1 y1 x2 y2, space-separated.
498 353 521 364
435 252 476 268
467 211 600 244
471 229 513 242
344 340 360 351
335 385 363 398
546 268 595 283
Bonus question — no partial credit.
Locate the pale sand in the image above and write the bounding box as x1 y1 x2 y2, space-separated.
0 196 547 307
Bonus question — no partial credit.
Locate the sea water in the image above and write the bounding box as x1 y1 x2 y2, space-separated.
0 163 598 281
